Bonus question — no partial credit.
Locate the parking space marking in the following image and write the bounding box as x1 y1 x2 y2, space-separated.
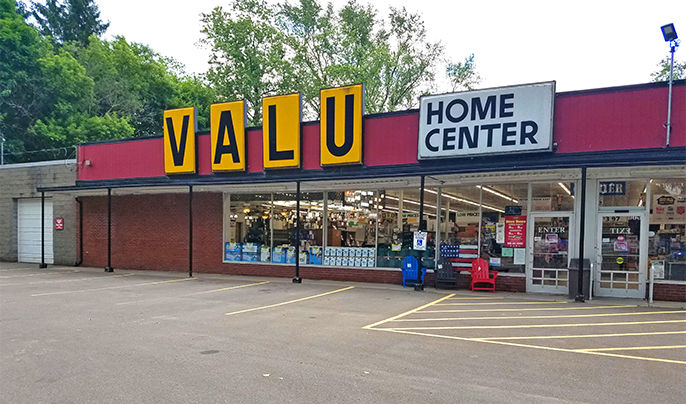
31 277 196 296
384 319 686 331
383 329 686 365
444 296 504 300
362 293 454 329
225 286 355 316
182 281 270 296
391 310 686 322
478 330 686 340
579 345 686 352
422 305 635 313
0 273 134 287
0 270 80 279
433 301 569 306
365 295 686 365
114 280 270 306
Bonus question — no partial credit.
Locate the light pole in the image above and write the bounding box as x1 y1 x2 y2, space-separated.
1 131 4 165
661 23 680 147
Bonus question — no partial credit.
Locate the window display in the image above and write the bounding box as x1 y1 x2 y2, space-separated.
649 178 686 281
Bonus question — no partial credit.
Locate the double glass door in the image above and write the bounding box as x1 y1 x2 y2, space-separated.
595 213 646 298
528 214 573 293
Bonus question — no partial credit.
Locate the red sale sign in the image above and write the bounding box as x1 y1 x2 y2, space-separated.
55 217 64 230
504 216 527 248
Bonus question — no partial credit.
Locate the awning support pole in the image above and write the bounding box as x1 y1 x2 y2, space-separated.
105 188 113 272
415 175 425 291
188 185 193 278
293 181 302 283
39 191 47 269
575 167 587 302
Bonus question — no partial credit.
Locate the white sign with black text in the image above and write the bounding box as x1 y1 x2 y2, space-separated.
418 82 555 159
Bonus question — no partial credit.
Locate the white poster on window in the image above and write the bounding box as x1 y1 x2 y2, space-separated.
413 231 427 251
651 194 686 223
513 248 526 265
496 223 505 244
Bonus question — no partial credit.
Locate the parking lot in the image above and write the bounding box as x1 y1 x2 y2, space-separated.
1 262 685 403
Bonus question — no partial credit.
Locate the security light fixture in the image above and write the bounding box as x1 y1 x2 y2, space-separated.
661 23 680 147
661 23 677 42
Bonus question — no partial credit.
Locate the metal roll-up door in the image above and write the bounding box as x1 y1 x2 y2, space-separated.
17 198 54 264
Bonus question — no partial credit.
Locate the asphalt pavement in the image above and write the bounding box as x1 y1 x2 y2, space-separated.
1 262 684 403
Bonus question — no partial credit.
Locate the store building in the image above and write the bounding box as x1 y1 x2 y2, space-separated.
35 81 686 301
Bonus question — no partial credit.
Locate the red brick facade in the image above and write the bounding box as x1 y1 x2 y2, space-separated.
79 192 683 300
653 283 686 302
78 192 530 291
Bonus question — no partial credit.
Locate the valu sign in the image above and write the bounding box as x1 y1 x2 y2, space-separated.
417 82 555 159
163 84 364 175
163 84 364 174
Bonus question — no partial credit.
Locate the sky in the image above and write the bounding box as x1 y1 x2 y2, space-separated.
98 0 686 92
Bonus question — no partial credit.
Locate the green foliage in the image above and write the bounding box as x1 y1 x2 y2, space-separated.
1 0 215 163
652 55 686 82
447 54 481 91
200 0 293 124
201 0 477 122
30 0 109 46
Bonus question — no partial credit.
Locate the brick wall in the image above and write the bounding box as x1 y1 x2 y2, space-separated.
653 283 686 302
79 192 683 300
79 192 528 291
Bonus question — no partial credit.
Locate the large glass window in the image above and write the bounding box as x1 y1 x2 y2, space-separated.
323 191 377 267
376 188 437 270
531 182 575 211
223 193 272 263
598 179 648 208
649 178 686 281
479 183 528 273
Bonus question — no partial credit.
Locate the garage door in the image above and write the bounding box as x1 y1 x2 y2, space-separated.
17 198 54 264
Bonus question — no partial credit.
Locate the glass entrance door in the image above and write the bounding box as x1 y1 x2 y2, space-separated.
527 214 573 294
595 213 646 298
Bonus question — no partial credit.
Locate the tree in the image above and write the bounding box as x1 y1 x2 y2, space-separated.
200 0 294 125
447 54 481 91
0 0 53 158
31 0 109 46
652 55 686 82
200 0 478 122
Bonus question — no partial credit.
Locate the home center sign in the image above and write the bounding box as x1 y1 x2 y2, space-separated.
417 82 555 159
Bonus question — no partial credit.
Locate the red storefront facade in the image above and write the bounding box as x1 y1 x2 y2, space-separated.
42 80 686 301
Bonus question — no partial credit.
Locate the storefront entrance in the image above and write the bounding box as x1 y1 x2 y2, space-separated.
595 212 647 298
527 214 573 294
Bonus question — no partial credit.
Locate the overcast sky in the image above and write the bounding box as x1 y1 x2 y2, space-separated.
98 0 685 92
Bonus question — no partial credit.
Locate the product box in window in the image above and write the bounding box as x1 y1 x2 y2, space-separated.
241 243 259 262
286 246 297 264
225 242 241 252
323 256 332 266
354 257 362 267
272 247 286 263
260 246 271 262
309 246 322 265
335 257 342 266
299 251 308 265
366 257 375 267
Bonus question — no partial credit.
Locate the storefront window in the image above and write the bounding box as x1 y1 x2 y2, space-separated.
323 191 377 267
479 183 528 274
598 179 648 208
377 188 437 269
649 178 686 281
531 182 574 211
224 193 273 263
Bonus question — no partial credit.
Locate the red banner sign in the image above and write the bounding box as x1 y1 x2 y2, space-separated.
504 215 526 248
